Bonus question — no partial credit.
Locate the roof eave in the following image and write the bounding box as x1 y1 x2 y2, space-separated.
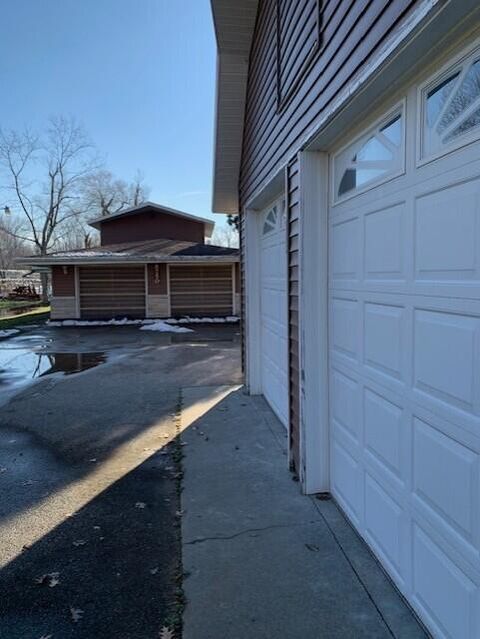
211 0 259 214
15 255 239 267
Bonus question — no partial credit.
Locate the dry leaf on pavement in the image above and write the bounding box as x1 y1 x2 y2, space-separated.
159 627 174 639
35 572 60 588
70 607 84 623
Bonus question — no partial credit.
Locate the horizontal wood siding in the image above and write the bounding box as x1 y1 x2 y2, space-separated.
169 265 233 317
240 0 415 206
287 157 300 473
79 266 145 319
51 266 76 297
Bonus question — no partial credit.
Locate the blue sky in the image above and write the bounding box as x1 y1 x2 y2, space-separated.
0 0 222 225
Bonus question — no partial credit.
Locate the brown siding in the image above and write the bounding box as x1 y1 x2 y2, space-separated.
78 266 145 319
240 0 416 205
287 157 300 473
169 264 233 317
147 263 168 295
51 266 76 297
100 209 205 246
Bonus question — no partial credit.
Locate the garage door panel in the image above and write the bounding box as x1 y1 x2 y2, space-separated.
412 524 479 639
364 387 405 486
331 440 362 526
364 302 407 384
412 417 479 556
331 368 360 443
414 178 480 282
331 217 361 281
414 309 478 414
365 203 407 281
331 297 360 363
364 472 407 585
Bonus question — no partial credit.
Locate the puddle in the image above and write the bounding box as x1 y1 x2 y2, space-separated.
0 347 107 391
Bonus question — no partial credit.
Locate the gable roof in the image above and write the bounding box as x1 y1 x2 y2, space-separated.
88 201 215 238
17 238 239 266
211 0 259 213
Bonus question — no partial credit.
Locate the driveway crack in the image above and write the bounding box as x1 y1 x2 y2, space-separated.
184 519 322 545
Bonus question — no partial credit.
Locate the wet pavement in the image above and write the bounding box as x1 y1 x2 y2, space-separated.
0 323 241 638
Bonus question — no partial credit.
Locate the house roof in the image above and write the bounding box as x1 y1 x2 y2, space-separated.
211 0 259 213
88 201 215 238
17 238 239 266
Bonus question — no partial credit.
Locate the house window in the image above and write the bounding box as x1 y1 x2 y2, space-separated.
276 0 321 110
334 111 404 201
422 51 480 157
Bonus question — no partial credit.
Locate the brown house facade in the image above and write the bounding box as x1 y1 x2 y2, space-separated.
212 1 480 637
20 202 239 320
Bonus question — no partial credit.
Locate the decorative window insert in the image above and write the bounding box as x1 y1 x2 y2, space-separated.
262 199 285 236
422 50 480 158
276 0 321 111
333 109 404 202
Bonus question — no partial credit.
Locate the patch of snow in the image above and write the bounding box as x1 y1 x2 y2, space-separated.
140 320 193 333
165 316 239 324
48 318 154 327
0 329 19 338
47 315 239 328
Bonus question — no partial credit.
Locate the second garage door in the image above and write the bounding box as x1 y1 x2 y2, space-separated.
260 199 288 427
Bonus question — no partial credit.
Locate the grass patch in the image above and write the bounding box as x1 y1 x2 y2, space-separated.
0 299 42 310
0 306 50 329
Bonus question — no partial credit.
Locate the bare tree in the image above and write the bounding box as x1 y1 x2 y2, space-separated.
211 224 239 248
82 168 150 217
0 214 29 275
0 116 98 301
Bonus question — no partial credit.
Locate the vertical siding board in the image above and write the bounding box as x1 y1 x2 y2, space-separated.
287 156 300 472
240 0 415 206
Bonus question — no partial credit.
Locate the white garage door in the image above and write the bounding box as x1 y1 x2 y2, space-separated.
260 199 288 427
329 50 480 639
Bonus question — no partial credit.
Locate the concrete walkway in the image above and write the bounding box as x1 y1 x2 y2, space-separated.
181 386 428 639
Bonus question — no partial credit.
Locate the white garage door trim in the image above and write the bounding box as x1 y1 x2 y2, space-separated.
326 49 480 639
259 197 289 428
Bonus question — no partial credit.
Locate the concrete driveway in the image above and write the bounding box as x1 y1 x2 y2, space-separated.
0 324 241 638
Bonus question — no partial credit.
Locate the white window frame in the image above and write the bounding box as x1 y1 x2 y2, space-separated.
417 36 480 167
331 100 406 206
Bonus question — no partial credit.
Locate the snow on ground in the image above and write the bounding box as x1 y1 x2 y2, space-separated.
48 319 155 327
140 320 193 333
48 316 239 328
165 316 239 324
0 329 20 338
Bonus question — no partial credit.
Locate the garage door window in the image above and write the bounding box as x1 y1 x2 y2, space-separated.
422 48 480 158
333 108 404 202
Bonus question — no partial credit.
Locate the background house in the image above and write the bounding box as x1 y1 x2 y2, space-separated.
20 202 239 320
211 1 480 638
